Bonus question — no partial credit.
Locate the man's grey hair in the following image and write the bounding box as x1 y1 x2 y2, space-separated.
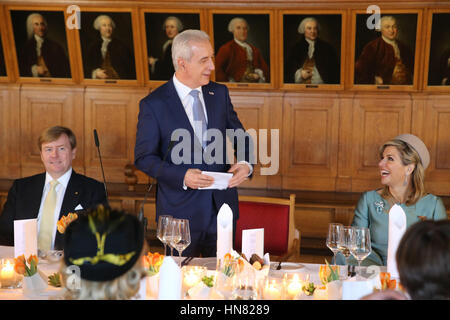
26 13 47 39
228 17 249 33
297 17 320 34
377 15 397 32
163 16 183 32
93 15 116 31
172 29 210 71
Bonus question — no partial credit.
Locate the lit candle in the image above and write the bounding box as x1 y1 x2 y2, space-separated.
184 272 200 288
285 274 302 299
0 259 16 288
263 280 282 300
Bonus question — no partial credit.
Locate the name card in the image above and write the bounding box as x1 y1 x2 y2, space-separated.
14 219 38 258
242 228 264 259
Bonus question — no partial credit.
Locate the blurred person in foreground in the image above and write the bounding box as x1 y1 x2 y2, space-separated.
61 205 147 300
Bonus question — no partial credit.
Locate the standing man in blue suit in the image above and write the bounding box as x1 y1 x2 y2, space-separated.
135 30 253 257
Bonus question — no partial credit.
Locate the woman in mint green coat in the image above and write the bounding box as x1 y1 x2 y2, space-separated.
340 134 447 266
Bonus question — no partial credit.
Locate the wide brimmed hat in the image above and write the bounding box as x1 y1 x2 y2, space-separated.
63 205 144 282
394 134 430 170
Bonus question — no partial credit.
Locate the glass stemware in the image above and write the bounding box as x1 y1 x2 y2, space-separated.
326 223 343 265
171 219 191 266
349 226 372 279
157 215 172 255
338 226 354 271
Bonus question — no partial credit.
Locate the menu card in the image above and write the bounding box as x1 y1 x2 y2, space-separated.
14 219 38 258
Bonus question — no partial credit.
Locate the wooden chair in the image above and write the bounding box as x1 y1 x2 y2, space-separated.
235 194 300 262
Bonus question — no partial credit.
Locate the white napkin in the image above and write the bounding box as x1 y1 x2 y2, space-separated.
342 278 373 300
216 203 233 260
14 219 38 258
157 257 181 300
387 204 407 278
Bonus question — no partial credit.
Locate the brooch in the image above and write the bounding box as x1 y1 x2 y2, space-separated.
374 200 385 214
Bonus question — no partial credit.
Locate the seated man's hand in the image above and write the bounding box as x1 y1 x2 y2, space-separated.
227 163 250 188
184 169 214 189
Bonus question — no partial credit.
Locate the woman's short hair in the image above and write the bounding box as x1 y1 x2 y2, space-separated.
396 220 450 300
298 17 320 34
26 13 47 39
38 126 77 151
171 29 210 71
164 16 183 32
379 138 426 205
93 15 116 31
228 17 249 33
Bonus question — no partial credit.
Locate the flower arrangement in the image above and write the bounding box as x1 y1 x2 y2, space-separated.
319 259 340 284
57 212 78 234
379 272 397 290
143 252 164 276
14 254 39 277
221 253 244 277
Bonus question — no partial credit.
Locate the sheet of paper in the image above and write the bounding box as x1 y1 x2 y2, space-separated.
242 228 264 260
14 219 38 258
199 171 232 190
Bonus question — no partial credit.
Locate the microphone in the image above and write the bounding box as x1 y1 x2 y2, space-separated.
137 140 177 229
93 129 109 203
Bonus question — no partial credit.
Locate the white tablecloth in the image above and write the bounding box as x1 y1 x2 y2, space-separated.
0 246 386 300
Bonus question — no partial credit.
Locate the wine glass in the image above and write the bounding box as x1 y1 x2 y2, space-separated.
326 223 343 265
163 218 180 257
338 226 354 272
349 226 372 279
171 219 191 266
157 215 172 255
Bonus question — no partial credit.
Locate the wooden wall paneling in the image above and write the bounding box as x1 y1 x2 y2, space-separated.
335 92 355 192
207 8 275 90
0 84 20 178
84 87 149 184
228 91 271 189
4 4 77 85
350 93 413 192
282 92 339 191
19 84 85 177
278 9 347 91
420 95 450 195
348 8 423 92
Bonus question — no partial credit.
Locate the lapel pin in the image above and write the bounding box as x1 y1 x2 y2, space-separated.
209 91 214 95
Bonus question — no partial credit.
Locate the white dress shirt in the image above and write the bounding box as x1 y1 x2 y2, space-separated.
37 168 72 250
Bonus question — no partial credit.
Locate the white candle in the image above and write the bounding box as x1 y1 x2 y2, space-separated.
263 282 282 300
0 260 16 287
184 272 200 288
285 273 303 299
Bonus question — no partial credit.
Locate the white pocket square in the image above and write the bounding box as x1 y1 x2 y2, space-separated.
74 204 84 210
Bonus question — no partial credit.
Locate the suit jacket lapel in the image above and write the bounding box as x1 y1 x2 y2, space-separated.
164 79 196 136
59 171 81 220
27 174 46 219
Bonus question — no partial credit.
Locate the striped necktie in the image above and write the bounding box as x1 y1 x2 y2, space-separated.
189 90 207 149
38 180 59 252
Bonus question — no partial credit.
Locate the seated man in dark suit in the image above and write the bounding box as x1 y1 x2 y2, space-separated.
0 126 107 253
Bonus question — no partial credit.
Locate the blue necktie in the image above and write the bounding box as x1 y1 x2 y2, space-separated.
189 90 207 149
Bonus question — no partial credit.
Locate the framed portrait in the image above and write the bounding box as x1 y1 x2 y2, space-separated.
141 9 202 84
75 7 142 85
424 10 450 91
7 6 75 84
351 10 422 91
210 10 274 89
0 31 7 81
281 11 345 90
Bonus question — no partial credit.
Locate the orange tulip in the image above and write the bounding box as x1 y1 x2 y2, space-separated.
15 254 26 265
14 260 26 275
27 254 38 266
319 264 339 284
